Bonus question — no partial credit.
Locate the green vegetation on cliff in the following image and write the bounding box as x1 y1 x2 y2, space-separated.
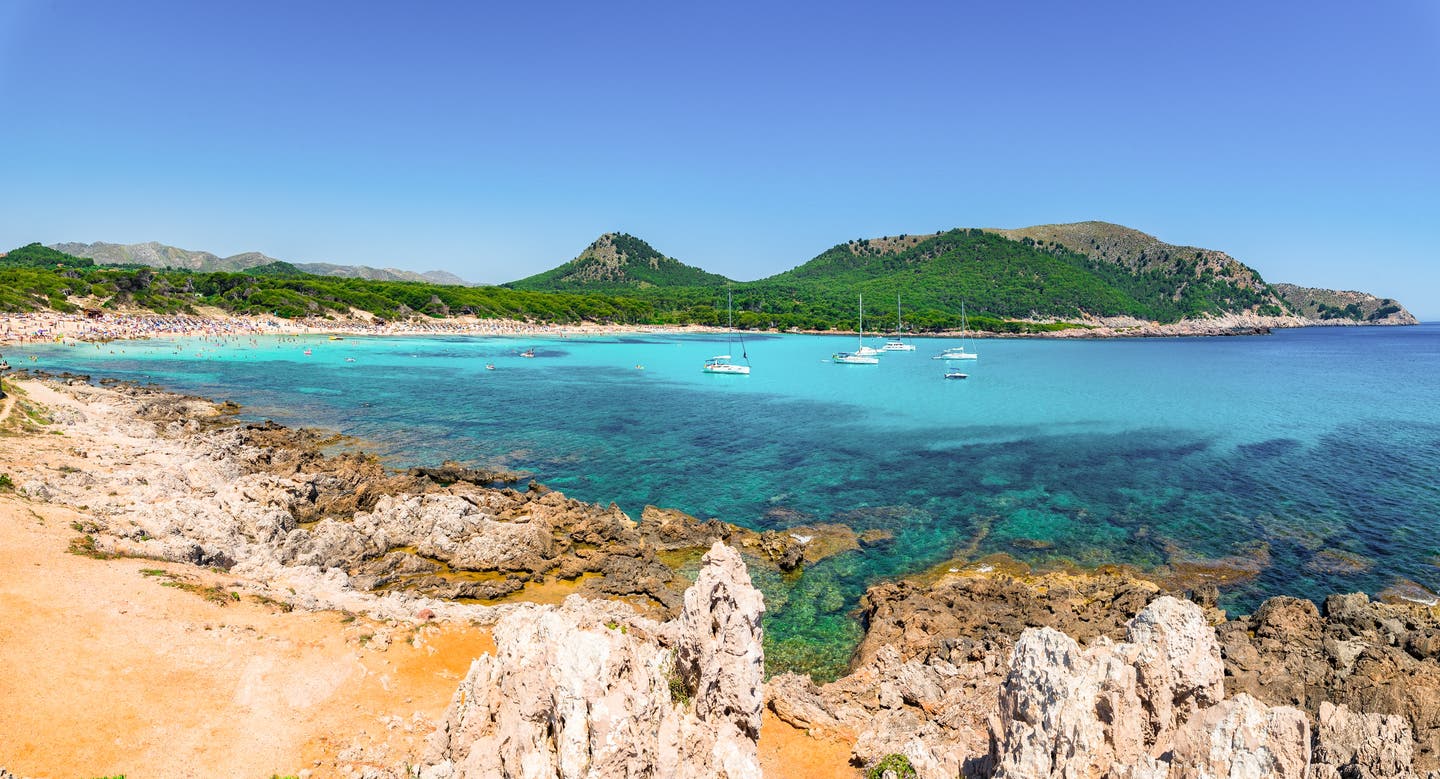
1271 283 1415 323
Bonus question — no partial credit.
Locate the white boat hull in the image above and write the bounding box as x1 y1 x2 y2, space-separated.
704 363 750 374
832 353 879 365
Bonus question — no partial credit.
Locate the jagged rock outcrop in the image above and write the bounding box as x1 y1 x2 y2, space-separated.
989 597 1312 779
764 568 1172 775
1218 592 1440 770
676 540 766 742
1165 693 1311 779
1312 701 1418 779
16 378 873 623
420 542 763 779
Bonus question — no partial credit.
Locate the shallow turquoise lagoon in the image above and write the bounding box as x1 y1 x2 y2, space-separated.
14 325 1440 678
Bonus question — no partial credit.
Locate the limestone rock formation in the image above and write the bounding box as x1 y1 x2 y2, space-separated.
677 540 766 741
1165 693 1311 779
1218 592 1440 770
989 597 1312 779
1312 701 1418 779
420 542 763 779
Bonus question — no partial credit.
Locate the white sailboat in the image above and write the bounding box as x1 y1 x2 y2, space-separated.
704 290 751 375
882 293 917 351
933 301 978 360
853 293 883 356
832 351 879 364
834 293 880 364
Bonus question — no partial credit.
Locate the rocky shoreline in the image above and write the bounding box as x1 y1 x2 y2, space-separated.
2 375 1438 778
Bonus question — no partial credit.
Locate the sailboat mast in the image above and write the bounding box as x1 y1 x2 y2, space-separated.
858 293 864 346
727 290 734 352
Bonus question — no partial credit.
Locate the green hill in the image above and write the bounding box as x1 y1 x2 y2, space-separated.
509 233 732 291
748 226 1285 326
1 242 96 269
4 225 1415 332
242 261 306 277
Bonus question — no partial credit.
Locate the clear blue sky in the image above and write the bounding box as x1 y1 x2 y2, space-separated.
2 1 1437 316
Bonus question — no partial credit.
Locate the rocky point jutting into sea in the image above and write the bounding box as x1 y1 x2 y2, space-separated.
1 374 1438 777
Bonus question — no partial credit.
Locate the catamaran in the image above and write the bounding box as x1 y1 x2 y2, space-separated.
704 290 751 375
933 301 978 360
882 293 917 351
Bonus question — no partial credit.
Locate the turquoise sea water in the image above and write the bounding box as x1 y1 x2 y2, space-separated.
12 325 1440 677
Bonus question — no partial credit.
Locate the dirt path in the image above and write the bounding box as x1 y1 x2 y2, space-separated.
0 392 14 425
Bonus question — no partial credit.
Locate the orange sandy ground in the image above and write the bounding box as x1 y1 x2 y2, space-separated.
0 498 856 778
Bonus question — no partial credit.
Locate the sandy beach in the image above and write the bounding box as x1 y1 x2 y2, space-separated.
0 308 1376 353
0 310 722 350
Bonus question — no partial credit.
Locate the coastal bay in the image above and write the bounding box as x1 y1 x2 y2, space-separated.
3 369 1439 776
4 323 1439 680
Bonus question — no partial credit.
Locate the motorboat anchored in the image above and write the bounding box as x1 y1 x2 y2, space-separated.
944 371 969 380
833 351 880 365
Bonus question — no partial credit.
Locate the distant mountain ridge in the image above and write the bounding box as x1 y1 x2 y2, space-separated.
505 220 1414 328
508 233 732 291
51 241 473 286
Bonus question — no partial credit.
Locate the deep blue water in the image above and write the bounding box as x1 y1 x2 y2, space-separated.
12 325 1440 677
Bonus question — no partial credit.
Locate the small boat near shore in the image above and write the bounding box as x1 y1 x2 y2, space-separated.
520 348 536 358
882 294 917 351
944 371 968 379
933 302 978 360
704 291 751 375
852 293 883 357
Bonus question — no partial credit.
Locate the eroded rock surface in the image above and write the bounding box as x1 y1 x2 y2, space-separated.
420 542 763 779
1218 592 1440 769
15 379 864 624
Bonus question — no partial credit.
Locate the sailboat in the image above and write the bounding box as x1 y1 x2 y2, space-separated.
882 293 917 351
853 293 883 357
933 301 979 360
834 294 881 364
704 290 751 375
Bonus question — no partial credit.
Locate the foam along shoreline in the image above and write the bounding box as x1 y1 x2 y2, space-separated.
3 376 1439 778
